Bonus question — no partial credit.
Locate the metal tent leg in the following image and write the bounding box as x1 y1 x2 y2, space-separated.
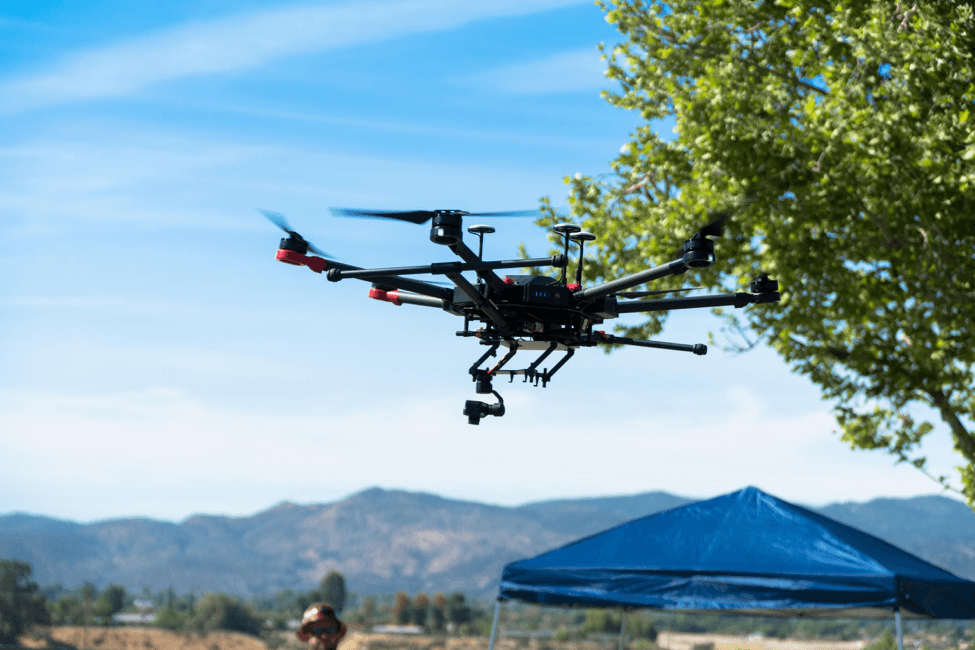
619 609 626 650
895 609 904 650
488 600 502 650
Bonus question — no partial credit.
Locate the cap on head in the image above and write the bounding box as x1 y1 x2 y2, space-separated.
302 603 337 627
297 603 343 642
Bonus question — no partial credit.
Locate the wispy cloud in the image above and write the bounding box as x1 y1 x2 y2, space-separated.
0 15 60 30
459 47 609 95
0 127 566 229
0 0 586 115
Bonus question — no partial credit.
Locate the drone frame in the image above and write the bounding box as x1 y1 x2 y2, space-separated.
270 208 780 424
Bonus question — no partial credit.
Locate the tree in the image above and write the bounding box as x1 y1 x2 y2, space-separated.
319 571 347 614
154 605 185 632
51 594 84 625
94 584 127 620
393 591 411 625
358 596 376 628
540 0 975 502
431 593 447 632
446 593 471 628
0 559 51 644
581 610 621 636
186 594 263 636
412 592 430 628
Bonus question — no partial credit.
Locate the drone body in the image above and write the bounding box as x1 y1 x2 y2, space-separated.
266 208 780 424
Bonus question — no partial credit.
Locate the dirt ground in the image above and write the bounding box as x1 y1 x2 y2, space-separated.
20 627 268 650
654 632 867 650
17 628 880 650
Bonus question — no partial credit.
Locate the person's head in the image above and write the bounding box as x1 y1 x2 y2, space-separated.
296 603 346 650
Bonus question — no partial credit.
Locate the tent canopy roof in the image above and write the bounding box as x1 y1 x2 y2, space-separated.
499 487 975 619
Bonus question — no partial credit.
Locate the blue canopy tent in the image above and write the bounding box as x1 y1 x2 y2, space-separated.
488 487 975 650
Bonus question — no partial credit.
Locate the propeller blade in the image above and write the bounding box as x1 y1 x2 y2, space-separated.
466 209 541 218
261 209 334 258
329 208 443 224
698 211 729 238
671 211 731 259
329 208 540 224
305 241 331 258
261 209 294 234
616 287 705 298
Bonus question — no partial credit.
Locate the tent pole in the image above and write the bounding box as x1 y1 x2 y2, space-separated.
619 609 626 650
895 609 903 650
487 600 502 650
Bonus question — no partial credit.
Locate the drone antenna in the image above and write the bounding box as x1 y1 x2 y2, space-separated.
468 224 495 261
552 223 581 284
570 231 595 286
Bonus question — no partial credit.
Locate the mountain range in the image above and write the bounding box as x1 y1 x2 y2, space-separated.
2 487 974 597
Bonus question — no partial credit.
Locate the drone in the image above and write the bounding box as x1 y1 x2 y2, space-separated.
265 208 780 424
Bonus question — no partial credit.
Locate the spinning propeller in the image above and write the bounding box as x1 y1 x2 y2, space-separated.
261 209 333 258
330 207 541 247
696 211 730 238
329 208 540 224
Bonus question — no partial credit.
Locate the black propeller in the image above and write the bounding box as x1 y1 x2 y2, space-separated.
329 208 540 225
697 211 729 238
261 209 333 258
616 286 705 299
670 211 730 263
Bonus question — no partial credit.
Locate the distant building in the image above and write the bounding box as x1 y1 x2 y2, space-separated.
113 612 157 624
371 625 423 635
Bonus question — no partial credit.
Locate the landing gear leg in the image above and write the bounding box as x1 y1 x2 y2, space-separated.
466 341 517 424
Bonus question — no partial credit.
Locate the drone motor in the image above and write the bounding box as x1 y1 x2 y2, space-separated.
681 236 716 268
430 211 466 245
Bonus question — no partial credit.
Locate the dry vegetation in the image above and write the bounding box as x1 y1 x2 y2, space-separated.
18 629 874 650
20 628 267 650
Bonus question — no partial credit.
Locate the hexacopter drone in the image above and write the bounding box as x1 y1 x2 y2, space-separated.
266 208 780 424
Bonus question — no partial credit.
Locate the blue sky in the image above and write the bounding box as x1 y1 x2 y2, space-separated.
0 0 961 523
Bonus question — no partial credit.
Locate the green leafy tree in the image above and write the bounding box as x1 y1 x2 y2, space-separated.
446 593 471 628
539 0 975 503
186 594 263 636
319 571 347 614
51 595 84 625
357 596 376 628
581 610 621 635
0 559 51 644
94 584 127 620
154 605 185 631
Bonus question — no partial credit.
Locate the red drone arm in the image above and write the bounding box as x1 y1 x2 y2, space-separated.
275 249 328 273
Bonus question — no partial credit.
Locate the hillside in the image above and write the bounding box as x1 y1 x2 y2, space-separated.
2 488 973 596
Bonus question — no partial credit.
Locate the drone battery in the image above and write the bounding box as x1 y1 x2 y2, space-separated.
524 284 569 307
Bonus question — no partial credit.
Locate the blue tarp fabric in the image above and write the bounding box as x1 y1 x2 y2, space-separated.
498 487 975 619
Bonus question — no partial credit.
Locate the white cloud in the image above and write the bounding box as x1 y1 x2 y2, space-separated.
0 0 587 114
0 128 565 230
460 47 608 95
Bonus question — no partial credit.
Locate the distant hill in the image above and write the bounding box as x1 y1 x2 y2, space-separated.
2 488 972 597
